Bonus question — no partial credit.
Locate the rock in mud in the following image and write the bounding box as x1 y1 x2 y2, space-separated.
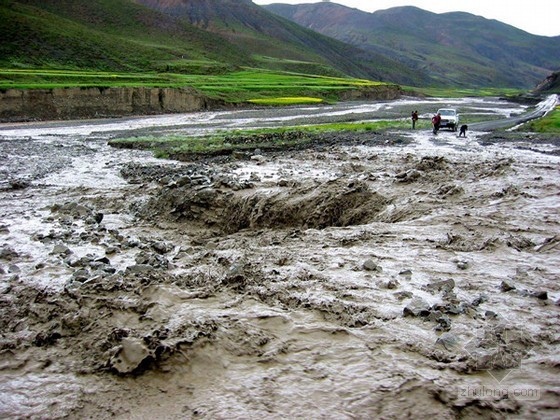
456 260 470 270
425 278 455 293
0 245 19 260
530 290 548 300
110 338 152 374
363 259 382 272
403 297 431 317
51 244 73 256
9 178 30 190
500 280 516 292
395 169 422 183
485 310 498 319
126 264 155 275
8 264 21 273
384 279 399 289
535 235 560 252
471 295 488 306
435 332 460 351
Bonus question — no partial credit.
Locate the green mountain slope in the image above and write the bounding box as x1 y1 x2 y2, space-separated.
0 0 423 85
0 0 253 72
265 3 560 88
132 0 427 85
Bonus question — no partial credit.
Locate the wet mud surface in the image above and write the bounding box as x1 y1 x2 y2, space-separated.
1 97 559 418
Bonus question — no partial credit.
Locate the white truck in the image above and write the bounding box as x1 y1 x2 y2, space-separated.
436 108 459 131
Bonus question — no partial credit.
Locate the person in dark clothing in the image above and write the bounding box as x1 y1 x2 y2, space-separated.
411 110 419 129
432 113 441 134
459 124 468 137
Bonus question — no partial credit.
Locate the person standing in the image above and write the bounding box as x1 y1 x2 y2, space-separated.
432 113 441 134
411 110 419 129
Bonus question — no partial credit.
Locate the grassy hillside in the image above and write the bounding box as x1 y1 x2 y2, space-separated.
0 0 423 86
266 3 560 88
133 0 425 85
0 0 252 72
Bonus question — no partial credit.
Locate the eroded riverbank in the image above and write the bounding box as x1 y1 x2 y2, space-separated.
1 98 559 418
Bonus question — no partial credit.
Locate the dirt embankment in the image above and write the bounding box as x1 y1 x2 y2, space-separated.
0 87 226 123
0 84 402 123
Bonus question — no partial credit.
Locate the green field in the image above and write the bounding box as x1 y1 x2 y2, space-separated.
0 68 388 103
521 106 560 133
403 86 524 98
109 120 411 159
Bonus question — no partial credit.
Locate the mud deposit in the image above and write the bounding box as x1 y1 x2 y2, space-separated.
1 98 559 418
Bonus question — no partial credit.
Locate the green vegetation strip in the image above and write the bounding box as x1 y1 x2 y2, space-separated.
248 97 324 105
109 120 409 159
0 68 386 103
404 86 523 98
521 106 560 133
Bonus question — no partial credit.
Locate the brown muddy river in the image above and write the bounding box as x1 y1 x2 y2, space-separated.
0 96 559 418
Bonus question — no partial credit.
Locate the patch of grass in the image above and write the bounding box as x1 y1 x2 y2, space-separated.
404 86 524 98
109 119 409 159
521 106 560 133
248 97 324 105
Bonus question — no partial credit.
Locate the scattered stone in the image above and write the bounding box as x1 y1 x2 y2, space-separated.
399 269 413 277
471 295 488 306
72 269 90 282
395 169 421 183
152 241 172 255
51 244 73 256
535 236 560 252
110 338 152 374
105 246 119 255
8 264 21 273
456 260 470 270
0 246 19 260
426 278 455 293
394 291 413 300
385 279 399 289
485 310 498 319
434 314 452 332
363 259 382 272
250 154 266 164
403 297 431 317
500 280 516 292
95 256 111 265
126 264 154 274
530 290 548 300
135 251 169 269
9 178 30 190
435 332 460 351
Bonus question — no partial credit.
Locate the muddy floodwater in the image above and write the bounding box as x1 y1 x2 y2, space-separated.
1 96 559 418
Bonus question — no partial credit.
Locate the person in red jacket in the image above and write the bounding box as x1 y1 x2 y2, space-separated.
432 113 441 134
411 110 419 129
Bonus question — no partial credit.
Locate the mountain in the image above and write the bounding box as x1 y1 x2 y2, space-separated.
0 0 421 85
265 2 560 88
132 0 424 84
0 0 254 72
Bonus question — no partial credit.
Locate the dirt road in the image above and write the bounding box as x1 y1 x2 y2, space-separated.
1 97 559 418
